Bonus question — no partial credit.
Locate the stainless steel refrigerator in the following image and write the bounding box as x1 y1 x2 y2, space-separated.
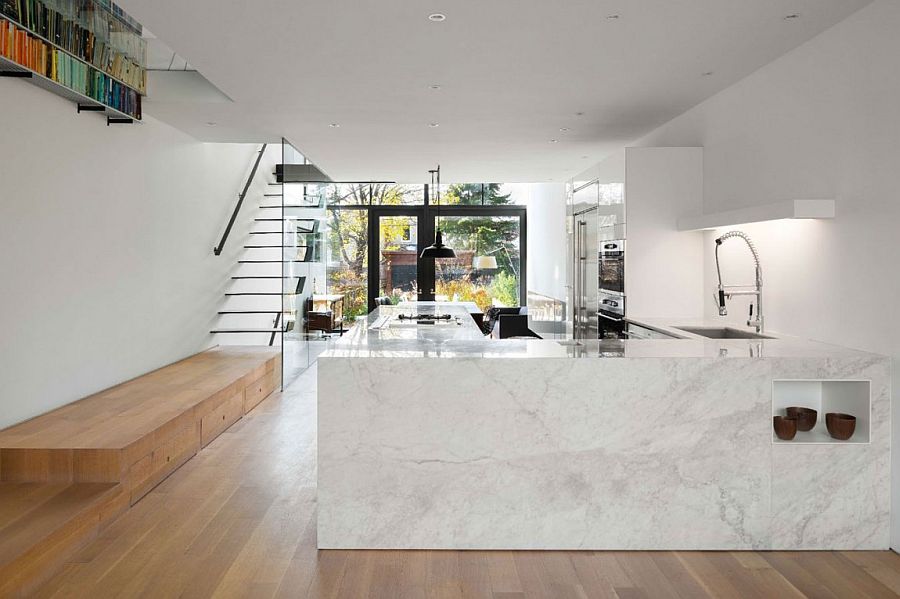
566 181 599 341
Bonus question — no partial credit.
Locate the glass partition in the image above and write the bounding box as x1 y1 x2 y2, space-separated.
281 143 330 386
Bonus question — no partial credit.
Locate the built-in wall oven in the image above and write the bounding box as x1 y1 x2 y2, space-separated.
598 290 626 339
599 239 625 295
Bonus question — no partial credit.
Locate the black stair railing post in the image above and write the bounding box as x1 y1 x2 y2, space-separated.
268 312 282 347
214 143 268 256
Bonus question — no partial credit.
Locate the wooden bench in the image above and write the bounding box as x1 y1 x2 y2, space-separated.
0 346 280 597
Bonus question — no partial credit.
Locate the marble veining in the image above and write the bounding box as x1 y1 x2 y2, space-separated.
317 305 891 550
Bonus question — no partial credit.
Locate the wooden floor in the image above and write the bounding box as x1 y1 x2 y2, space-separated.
31 365 900 599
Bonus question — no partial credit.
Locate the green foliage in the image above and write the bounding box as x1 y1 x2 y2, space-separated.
442 183 511 206
489 271 519 307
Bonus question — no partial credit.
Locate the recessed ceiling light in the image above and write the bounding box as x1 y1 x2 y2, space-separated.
701 71 714 77
428 84 442 90
429 122 440 128
428 13 446 22
559 127 570 132
581 155 589 159
575 112 584 116
549 139 559 143
329 122 341 128
606 14 620 20
784 13 800 20
205 121 217 126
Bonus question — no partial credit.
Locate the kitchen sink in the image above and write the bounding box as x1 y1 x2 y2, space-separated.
674 326 774 340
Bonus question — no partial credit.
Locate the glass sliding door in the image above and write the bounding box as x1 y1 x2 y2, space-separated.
376 213 422 303
363 206 525 312
367 208 425 308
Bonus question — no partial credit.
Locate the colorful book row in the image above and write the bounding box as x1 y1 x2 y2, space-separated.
0 0 145 92
1 17 141 118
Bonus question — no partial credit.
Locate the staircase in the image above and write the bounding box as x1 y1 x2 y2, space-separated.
210 144 291 346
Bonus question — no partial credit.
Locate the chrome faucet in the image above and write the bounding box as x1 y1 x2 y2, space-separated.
714 231 764 333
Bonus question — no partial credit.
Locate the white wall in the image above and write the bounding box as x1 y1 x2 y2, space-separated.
574 147 704 320
610 0 900 548
522 183 567 301
0 78 258 429
624 147 704 319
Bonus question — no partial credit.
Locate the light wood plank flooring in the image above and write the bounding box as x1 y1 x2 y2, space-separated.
32 365 900 598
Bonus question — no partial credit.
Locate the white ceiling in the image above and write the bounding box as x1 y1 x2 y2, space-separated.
119 0 871 182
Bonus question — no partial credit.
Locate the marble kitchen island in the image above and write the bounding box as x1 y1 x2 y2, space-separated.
317 304 891 550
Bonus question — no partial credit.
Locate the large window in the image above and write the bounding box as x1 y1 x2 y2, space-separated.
315 181 525 316
434 215 521 311
323 183 429 319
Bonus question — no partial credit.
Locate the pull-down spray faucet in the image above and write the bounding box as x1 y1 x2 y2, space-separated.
714 231 764 333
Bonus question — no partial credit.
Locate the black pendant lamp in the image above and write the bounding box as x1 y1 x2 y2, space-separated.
420 165 457 259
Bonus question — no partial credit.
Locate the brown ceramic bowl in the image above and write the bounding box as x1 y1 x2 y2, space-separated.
826 413 856 441
785 407 818 432
773 415 798 441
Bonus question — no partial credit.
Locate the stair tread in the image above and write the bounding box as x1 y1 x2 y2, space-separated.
260 205 318 209
211 328 284 334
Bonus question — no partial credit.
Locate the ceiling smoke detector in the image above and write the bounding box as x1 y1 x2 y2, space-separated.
428 84 442 90
549 139 559 143
429 122 440 128
428 13 446 22
329 122 341 128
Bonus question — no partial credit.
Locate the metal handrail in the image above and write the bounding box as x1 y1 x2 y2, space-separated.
214 143 268 255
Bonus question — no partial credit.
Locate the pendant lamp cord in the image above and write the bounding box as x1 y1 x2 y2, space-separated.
430 165 441 231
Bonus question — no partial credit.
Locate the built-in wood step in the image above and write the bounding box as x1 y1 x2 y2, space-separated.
0 482 125 596
0 347 280 596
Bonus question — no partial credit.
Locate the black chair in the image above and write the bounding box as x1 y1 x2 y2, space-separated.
483 307 541 339
497 314 541 339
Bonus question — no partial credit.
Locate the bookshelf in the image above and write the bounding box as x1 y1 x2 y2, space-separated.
0 0 145 120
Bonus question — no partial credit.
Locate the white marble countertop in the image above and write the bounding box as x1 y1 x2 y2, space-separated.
323 304 878 360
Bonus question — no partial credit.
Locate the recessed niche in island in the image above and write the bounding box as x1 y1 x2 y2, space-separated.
772 380 871 444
